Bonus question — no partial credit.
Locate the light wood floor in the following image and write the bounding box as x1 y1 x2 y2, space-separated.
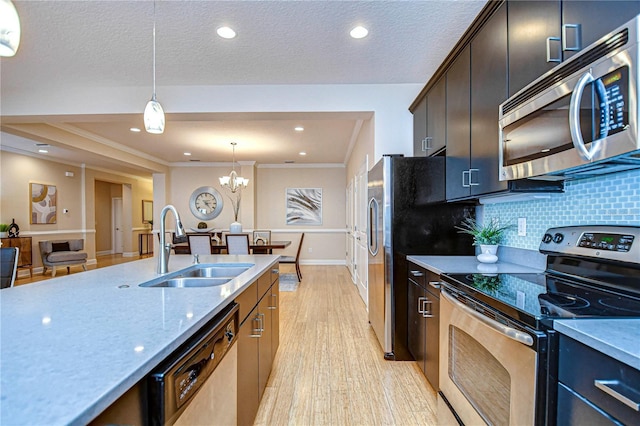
15 259 438 424
255 265 438 425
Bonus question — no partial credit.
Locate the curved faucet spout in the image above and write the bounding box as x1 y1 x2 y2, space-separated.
158 204 185 274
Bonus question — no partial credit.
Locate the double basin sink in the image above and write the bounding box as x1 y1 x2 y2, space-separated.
139 263 254 288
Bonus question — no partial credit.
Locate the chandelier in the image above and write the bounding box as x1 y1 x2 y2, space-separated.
219 142 249 193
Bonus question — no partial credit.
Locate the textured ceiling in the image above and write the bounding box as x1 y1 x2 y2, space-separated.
0 0 486 175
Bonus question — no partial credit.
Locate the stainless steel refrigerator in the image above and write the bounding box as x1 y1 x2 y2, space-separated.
367 155 474 360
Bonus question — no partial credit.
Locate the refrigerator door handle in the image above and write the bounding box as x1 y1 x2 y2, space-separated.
368 197 379 256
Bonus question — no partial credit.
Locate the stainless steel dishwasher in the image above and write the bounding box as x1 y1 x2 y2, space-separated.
148 303 239 426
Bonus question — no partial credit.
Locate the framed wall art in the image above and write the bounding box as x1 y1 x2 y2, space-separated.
286 188 322 225
30 183 57 224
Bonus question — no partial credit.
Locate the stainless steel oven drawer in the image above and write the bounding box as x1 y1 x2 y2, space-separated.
558 334 640 425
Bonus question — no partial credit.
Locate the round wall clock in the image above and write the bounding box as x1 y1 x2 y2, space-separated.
189 186 224 220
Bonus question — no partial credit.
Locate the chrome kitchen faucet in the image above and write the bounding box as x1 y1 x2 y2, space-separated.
158 205 185 274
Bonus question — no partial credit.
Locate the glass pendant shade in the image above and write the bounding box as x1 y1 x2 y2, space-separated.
0 0 21 57
144 98 165 134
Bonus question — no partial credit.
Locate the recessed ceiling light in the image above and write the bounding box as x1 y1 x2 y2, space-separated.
294 126 304 132
350 26 368 39
299 152 307 156
38 149 49 153
184 152 191 156
130 127 141 132
217 26 236 39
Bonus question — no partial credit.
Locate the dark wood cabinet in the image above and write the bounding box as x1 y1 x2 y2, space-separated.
470 2 508 197
446 3 508 201
236 265 279 426
413 96 428 157
562 1 640 61
413 76 446 157
507 0 562 96
557 334 640 425
406 262 440 390
426 77 447 155
1 236 33 277
445 46 471 201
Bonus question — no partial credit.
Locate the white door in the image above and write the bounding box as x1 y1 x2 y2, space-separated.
346 180 355 281
354 159 368 305
112 198 124 254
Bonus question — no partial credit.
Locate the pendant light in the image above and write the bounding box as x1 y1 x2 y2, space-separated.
0 0 21 57
144 1 165 134
219 142 249 193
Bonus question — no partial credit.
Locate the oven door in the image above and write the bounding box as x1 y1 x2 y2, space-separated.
438 287 539 425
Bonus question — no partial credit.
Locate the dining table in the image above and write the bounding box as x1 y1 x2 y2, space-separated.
173 240 291 255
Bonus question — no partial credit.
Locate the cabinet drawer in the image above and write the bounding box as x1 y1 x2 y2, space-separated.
408 263 426 288
559 335 640 425
236 281 258 324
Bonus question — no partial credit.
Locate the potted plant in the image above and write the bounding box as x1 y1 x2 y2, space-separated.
456 217 513 263
0 224 9 238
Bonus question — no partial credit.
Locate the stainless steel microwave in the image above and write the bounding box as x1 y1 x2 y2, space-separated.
499 14 640 181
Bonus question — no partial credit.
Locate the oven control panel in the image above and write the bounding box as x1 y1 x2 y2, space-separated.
540 225 639 263
578 232 635 252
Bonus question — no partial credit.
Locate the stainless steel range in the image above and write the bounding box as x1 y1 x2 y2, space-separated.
437 225 640 425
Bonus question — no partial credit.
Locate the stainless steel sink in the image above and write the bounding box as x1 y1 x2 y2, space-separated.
139 263 254 288
180 266 251 278
140 277 232 288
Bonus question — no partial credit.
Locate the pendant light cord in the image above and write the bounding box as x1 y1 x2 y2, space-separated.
152 1 157 100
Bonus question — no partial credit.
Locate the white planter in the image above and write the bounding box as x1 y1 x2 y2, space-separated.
477 244 499 264
229 222 242 233
0 232 7 239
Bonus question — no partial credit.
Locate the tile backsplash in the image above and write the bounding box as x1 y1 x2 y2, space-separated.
481 169 640 250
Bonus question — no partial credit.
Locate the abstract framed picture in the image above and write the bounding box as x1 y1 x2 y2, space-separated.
286 188 322 225
30 183 57 224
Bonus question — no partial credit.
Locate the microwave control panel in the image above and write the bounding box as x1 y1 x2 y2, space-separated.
599 66 629 136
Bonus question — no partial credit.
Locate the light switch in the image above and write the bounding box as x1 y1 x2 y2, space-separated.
518 217 526 236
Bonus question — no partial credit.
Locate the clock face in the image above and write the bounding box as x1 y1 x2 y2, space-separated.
189 186 223 220
195 192 217 214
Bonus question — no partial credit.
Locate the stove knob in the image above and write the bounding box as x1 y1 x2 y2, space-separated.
553 233 564 244
542 233 553 243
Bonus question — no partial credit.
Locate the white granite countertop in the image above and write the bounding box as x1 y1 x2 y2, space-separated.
554 319 640 371
406 255 545 275
0 254 279 426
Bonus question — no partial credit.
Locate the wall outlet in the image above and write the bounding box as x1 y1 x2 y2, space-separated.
308 247 312 253
517 217 526 236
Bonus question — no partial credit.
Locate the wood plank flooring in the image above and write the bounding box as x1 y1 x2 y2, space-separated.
256 265 437 426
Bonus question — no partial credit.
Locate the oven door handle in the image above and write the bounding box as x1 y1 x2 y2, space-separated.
442 289 534 347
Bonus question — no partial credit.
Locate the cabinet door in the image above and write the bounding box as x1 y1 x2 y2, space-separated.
470 2 508 196
413 96 428 157
446 45 472 201
507 0 561 96
270 282 280 360
407 279 427 374
427 76 446 155
424 280 440 390
237 311 260 426
562 1 640 61
257 295 273 400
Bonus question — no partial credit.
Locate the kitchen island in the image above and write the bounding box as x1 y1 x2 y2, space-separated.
0 254 279 425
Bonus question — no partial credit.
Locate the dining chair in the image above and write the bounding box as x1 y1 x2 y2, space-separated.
252 230 271 245
187 233 214 255
279 233 304 281
0 247 20 289
225 233 250 255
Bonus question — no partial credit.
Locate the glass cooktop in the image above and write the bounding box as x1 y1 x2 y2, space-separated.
441 272 640 329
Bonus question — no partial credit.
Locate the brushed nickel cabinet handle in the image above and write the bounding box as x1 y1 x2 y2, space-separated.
546 36 561 62
594 380 640 411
